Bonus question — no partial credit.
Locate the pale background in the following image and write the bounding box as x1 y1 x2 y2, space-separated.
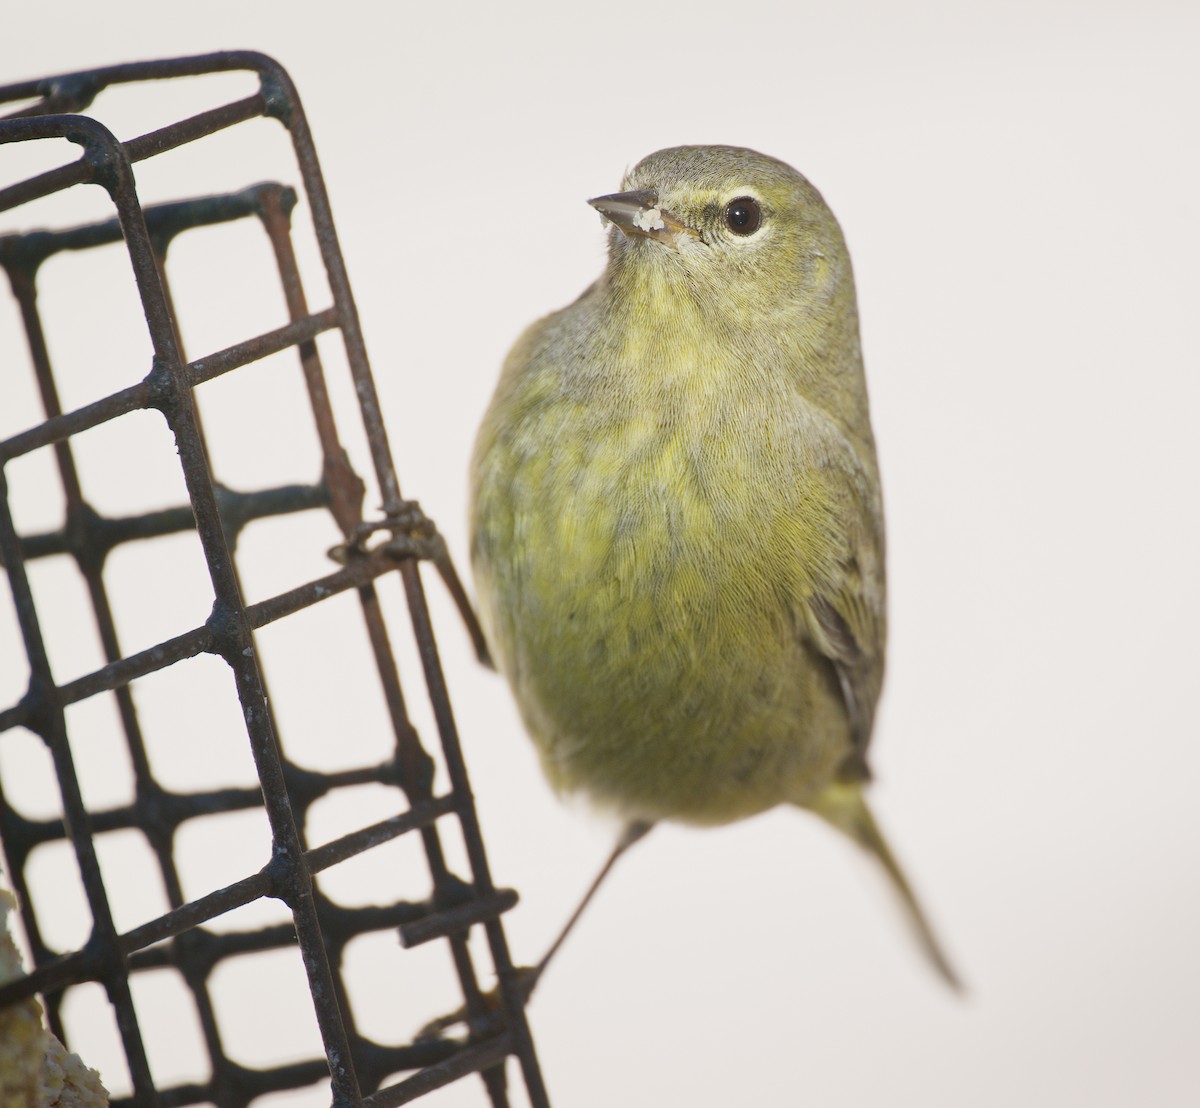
1 2 1198 1106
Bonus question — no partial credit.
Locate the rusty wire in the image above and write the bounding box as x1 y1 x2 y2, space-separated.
0 52 548 1108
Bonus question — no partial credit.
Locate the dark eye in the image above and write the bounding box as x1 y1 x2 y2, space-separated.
723 196 762 235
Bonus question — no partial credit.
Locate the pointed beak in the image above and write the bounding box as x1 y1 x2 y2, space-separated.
588 189 698 251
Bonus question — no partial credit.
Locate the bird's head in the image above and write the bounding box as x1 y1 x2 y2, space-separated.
589 144 853 325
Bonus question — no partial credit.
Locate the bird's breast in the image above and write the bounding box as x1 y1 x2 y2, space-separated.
486 376 802 656
470 343 853 821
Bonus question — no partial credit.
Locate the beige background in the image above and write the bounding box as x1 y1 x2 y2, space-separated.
1 1 1198 1105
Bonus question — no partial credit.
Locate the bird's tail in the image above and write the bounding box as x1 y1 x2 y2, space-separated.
807 782 962 991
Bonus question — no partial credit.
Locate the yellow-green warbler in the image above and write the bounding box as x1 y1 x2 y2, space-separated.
471 145 957 987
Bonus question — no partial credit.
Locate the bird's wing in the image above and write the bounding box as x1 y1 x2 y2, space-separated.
803 448 887 772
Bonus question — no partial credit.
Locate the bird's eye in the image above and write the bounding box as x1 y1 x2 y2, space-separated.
723 196 762 236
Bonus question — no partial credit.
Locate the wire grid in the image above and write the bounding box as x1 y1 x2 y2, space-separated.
0 52 548 1108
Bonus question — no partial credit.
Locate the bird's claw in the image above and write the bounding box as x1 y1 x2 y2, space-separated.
415 965 541 1043
327 500 445 564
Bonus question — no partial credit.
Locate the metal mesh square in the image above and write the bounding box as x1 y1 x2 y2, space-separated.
0 51 547 1108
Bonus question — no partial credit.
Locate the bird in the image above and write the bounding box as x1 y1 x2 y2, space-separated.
469 144 958 988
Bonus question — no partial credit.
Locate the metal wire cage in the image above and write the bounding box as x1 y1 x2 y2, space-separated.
0 52 548 1108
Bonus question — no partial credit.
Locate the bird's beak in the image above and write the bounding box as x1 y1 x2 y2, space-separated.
588 189 698 251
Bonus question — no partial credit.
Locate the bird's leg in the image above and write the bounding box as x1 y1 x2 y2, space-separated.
415 820 654 1041
523 819 655 996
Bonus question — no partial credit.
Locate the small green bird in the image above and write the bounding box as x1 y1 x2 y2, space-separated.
470 145 957 987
